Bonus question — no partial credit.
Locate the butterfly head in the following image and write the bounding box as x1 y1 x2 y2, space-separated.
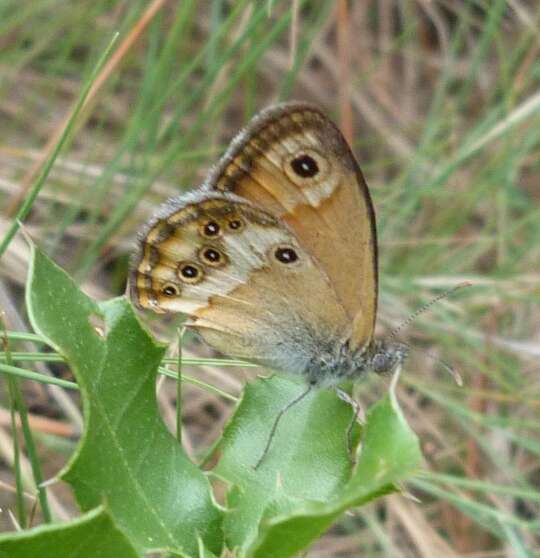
300 337 408 388
367 339 409 375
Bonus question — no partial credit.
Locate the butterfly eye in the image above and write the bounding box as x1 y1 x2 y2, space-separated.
201 220 221 237
162 283 180 297
227 218 244 232
177 262 204 284
273 245 299 264
372 353 390 374
198 246 228 268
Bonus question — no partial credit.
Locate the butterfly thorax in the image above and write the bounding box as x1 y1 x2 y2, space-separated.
303 338 409 388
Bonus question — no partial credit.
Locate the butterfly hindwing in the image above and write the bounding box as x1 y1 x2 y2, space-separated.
130 190 349 369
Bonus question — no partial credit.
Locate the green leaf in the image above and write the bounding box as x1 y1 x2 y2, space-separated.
254 391 421 558
25 246 222 556
0 507 140 558
213 377 354 551
214 376 421 557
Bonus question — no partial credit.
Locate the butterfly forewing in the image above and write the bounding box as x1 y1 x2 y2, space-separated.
205 103 378 350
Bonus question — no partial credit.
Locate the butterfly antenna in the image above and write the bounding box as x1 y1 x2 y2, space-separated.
388 281 472 341
388 281 472 386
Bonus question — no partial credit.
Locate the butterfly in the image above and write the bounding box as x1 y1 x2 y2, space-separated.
129 102 408 464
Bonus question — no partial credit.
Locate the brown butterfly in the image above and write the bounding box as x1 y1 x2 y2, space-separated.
129 102 407 464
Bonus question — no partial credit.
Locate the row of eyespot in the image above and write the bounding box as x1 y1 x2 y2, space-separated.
160 244 300 297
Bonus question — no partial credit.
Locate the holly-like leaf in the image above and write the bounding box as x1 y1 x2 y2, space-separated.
214 376 422 557
212 376 354 551
25 246 222 556
0 507 140 558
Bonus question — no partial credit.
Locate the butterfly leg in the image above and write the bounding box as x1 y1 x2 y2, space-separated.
335 387 364 465
253 383 314 470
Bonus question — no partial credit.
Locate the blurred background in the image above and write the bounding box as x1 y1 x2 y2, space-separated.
0 1 539 556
